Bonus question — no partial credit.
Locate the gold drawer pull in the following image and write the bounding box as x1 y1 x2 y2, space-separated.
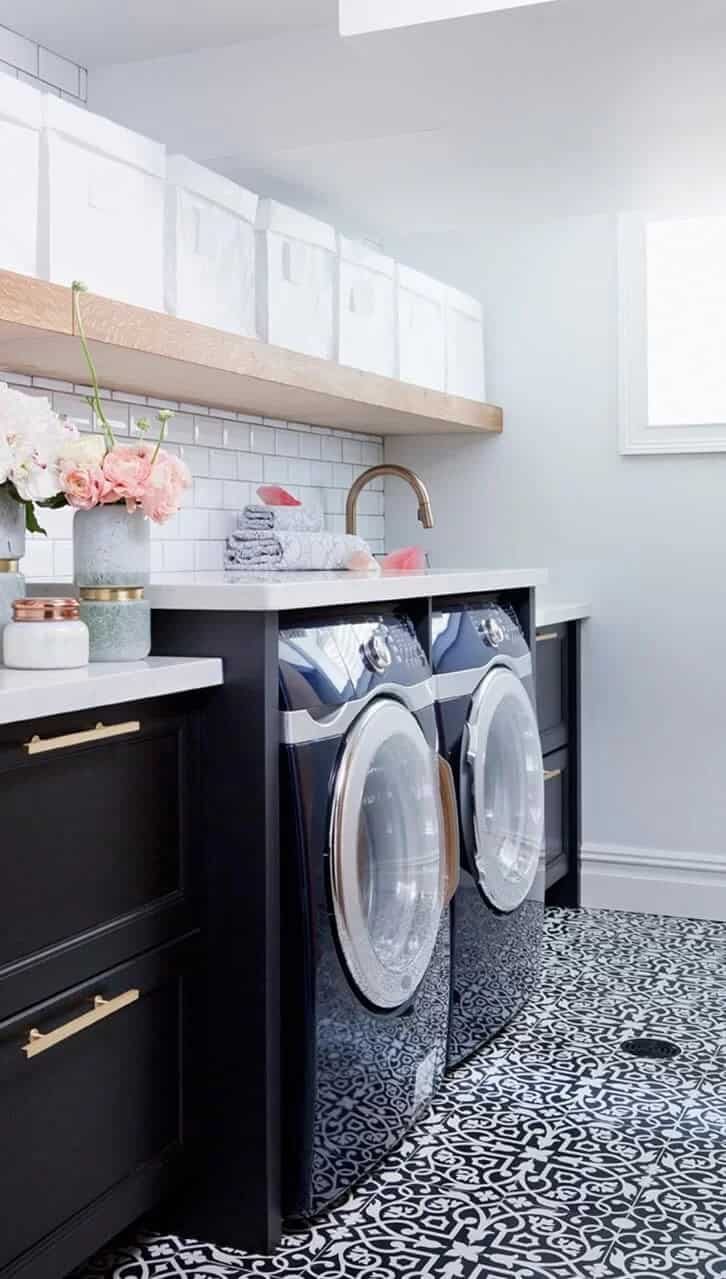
24 720 141 755
23 989 140 1059
544 768 563 782
536 631 559 643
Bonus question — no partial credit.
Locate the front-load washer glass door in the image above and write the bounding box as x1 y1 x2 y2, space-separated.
330 698 455 1012
463 667 544 913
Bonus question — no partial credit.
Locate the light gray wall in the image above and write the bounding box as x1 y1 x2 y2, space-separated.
386 212 726 875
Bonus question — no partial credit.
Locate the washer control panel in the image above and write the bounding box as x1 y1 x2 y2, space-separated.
279 610 430 712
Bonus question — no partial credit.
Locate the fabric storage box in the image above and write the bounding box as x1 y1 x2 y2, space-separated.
256 199 336 360
446 286 485 401
40 96 165 310
337 235 395 377
165 154 257 335
0 74 42 277
396 264 446 391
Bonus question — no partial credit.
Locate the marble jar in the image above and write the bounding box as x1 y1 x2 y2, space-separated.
73 505 151 588
0 567 25 630
0 485 25 561
79 588 151 662
0 486 26 630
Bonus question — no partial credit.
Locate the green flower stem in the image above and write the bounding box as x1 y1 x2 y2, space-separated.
72 282 116 452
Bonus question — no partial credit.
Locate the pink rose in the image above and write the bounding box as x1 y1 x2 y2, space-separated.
60 461 112 510
102 444 153 509
140 450 192 524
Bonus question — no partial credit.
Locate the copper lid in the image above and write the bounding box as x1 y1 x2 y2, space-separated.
13 597 80 622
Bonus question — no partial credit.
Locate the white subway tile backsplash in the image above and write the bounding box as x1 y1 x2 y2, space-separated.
275 430 299 458
98 400 129 437
209 449 237 480
182 445 210 477
249 425 275 453
162 541 196 571
194 477 224 508
223 423 251 452
194 416 224 448
178 509 209 541
322 436 343 462
332 463 353 488
209 510 238 540
53 541 74 576
166 412 195 445
222 480 249 510
54 392 93 430
195 541 225 571
299 434 322 460
236 453 263 483
4 372 386 573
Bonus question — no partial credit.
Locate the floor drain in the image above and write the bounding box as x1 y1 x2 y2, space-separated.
620 1037 681 1060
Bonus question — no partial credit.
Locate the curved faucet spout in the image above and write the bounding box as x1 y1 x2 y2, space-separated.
345 465 434 537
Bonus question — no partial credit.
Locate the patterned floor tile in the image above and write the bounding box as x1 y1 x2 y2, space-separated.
76 907 726 1279
605 1204 726 1278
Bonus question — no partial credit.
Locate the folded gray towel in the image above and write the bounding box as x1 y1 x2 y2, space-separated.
241 504 323 533
225 529 371 572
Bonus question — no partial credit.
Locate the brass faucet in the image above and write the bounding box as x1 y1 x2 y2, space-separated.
345 464 434 536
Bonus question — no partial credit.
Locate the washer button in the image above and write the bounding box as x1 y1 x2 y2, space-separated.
363 634 393 673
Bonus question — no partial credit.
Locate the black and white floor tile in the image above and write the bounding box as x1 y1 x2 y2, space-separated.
76 907 726 1279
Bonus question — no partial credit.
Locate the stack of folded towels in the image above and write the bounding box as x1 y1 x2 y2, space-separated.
225 499 372 571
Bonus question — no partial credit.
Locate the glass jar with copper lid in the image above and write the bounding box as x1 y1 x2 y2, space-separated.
2 598 89 670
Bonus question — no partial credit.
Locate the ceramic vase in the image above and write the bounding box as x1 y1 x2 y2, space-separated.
0 484 26 631
73 504 151 588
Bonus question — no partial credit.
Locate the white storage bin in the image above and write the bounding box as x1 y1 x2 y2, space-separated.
40 96 165 311
446 286 485 401
165 155 257 335
256 199 336 360
337 235 395 377
396 265 446 392
0 74 42 277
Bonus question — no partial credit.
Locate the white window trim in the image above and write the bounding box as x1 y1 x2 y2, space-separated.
618 212 726 454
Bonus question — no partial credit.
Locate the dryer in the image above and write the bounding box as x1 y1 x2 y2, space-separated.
432 601 545 1070
279 609 458 1221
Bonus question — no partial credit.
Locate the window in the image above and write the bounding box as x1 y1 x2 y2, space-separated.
618 213 726 453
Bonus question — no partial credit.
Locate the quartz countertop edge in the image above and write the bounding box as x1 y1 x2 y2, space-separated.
135 567 548 611
535 601 591 628
0 656 224 727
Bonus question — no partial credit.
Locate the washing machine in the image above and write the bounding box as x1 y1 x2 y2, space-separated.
279 609 459 1222
432 601 545 1070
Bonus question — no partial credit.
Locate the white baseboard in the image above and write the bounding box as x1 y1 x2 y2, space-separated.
581 842 726 921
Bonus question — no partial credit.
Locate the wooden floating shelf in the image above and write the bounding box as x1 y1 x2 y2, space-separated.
0 270 502 438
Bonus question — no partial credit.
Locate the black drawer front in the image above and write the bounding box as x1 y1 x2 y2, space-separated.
0 934 196 1273
536 626 568 753
0 699 197 997
543 747 569 891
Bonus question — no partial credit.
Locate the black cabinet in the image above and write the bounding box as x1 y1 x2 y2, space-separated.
536 623 581 906
0 694 204 1279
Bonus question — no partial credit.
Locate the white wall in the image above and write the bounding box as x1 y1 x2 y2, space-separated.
386 212 726 919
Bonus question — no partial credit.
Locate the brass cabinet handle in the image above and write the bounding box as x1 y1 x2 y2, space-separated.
437 755 461 906
544 768 563 782
24 720 141 755
23 989 140 1059
536 631 559 643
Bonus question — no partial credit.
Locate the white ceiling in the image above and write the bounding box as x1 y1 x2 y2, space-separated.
4 0 726 290
0 0 335 66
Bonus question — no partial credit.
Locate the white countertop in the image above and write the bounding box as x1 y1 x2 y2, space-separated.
536 600 591 628
139 567 548 611
0 655 223 726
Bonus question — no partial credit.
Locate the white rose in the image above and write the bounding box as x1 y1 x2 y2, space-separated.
0 437 12 486
12 459 60 503
59 434 107 468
